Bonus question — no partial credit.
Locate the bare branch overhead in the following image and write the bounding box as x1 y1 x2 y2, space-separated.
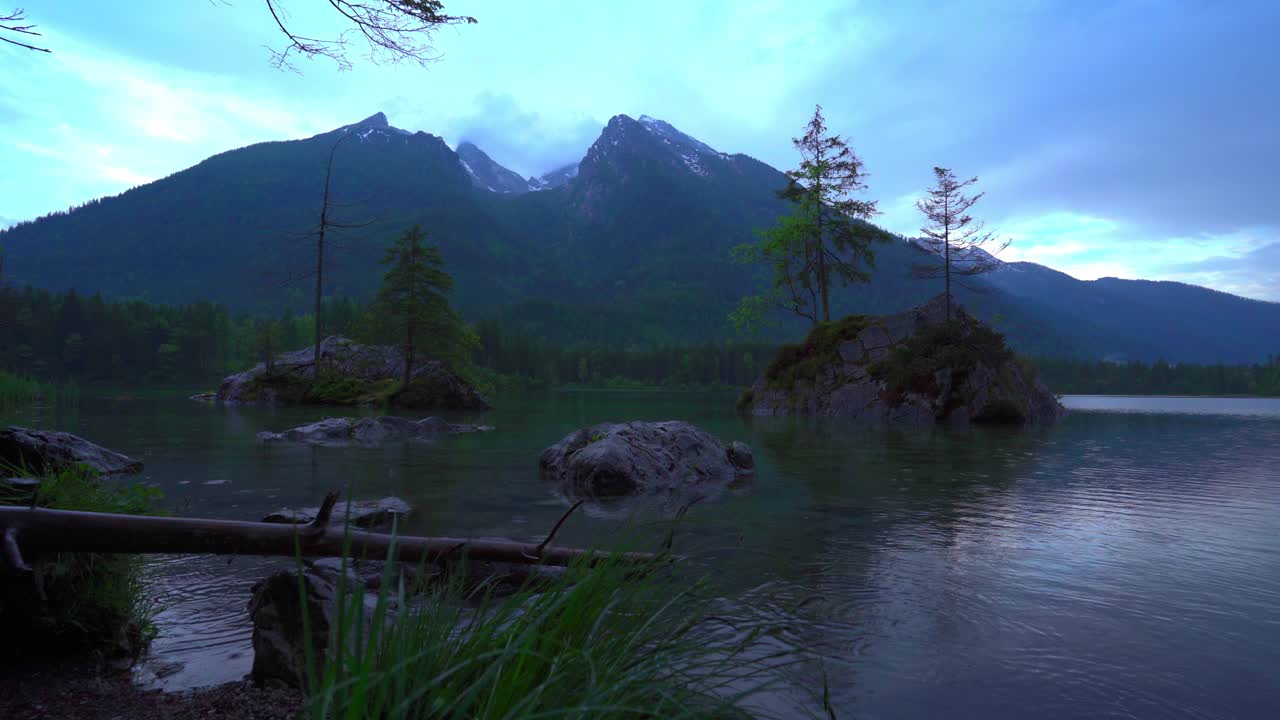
263 0 476 71
1 8 50 53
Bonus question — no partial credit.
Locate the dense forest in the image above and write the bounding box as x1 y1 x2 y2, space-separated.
0 286 1275 397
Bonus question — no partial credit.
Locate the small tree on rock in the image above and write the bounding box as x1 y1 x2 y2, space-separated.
732 104 889 331
912 167 1009 321
372 225 475 385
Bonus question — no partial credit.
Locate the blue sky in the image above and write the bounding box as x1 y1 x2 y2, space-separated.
2 0 1277 299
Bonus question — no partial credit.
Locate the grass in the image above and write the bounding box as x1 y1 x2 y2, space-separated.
304 545 799 719
0 371 79 409
0 465 163 658
764 315 870 391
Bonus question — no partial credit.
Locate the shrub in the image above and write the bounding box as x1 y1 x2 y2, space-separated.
870 318 1014 401
0 466 163 659
764 315 870 391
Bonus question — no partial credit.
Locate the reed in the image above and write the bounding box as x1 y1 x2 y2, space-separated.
305 542 800 719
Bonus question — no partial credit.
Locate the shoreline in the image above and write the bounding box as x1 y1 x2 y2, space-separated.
0 663 303 720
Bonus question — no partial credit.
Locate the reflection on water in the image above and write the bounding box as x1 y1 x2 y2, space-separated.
5 391 1280 718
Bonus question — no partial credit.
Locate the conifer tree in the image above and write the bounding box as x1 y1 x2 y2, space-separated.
732 104 888 330
912 167 1009 321
372 225 475 385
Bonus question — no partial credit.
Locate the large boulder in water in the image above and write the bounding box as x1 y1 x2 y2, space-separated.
739 296 1066 425
248 563 385 688
539 421 754 498
255 416 489 445
0 426 143 476
216 336 490 411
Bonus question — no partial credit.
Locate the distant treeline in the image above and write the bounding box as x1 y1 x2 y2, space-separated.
473 319 774 389
1034 357 1280 398
0 286 362 383
0 286 1276 397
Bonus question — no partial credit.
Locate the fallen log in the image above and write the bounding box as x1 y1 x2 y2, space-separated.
0 493 656 570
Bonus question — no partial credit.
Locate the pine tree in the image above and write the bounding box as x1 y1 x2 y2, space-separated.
912 167 1009 322
731 104 888 331
372 225 475 385
782 104 884 323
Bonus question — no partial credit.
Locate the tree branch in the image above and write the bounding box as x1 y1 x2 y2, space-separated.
1 8 50 53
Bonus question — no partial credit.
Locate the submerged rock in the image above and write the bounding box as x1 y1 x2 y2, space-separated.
0 426 143 476
255 415 489 445
740 296 1066 426
216 336 491 411
539 420 754 498
262 496 412 531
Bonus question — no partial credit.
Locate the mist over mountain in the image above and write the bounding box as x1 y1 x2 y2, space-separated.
1 112 1276 364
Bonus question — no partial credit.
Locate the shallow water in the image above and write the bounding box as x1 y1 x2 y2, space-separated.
7 391 1280 718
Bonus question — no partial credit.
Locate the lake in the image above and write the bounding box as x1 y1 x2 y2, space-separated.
5 391 1280 719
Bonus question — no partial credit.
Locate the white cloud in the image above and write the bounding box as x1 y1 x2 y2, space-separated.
99 166 154 187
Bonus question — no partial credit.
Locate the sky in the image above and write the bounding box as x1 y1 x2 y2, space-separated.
2 0 1277 300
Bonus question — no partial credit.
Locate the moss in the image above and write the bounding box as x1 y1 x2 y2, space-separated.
353 378 403 405
305 373 371 404
0 466 163 660
735 388 755 413
869 318 1014 405
764 314 871 390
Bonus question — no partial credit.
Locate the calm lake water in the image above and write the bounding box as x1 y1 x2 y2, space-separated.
5 391 1280 718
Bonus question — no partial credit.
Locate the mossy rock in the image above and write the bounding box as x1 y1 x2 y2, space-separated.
765 315 871 391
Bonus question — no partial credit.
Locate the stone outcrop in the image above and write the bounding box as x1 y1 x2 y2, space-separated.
0 426 143 476
740 296 1066 425
216 336 491 411
539 421 754 498
255 416 490 445
248 562 385 688
262 497 412 531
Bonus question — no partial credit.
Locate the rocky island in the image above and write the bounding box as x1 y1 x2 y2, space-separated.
739 296 1066 425
215 336 490 411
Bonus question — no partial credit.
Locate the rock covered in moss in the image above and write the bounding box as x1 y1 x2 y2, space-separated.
539 420 754 497
215 336 490 411
740 296 1065 425
0 426 143 476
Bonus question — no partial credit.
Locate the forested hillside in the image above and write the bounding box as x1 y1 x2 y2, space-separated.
3 112 1278 363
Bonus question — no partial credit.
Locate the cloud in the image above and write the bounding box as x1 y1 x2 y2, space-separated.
99 166 154 187
990 210 1280 300
427 92 602 177
3 0 1279 303
1163 242 1280 301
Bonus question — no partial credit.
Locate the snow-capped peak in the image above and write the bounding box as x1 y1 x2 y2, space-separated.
334 111 413 141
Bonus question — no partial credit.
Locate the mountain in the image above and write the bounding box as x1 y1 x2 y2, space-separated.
987 262 1280 363
456 141 531 194
1 111 1277 363
528 163 578 190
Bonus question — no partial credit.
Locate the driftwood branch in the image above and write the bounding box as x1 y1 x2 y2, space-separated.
0 503 655 568
528 500 584 559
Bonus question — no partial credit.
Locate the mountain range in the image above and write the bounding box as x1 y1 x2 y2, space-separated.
2 111 1277 364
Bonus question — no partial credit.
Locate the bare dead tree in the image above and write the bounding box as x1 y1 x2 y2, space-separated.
912 167 1010 322
1 8 49 53
276 132 372 378
263 0 476 71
